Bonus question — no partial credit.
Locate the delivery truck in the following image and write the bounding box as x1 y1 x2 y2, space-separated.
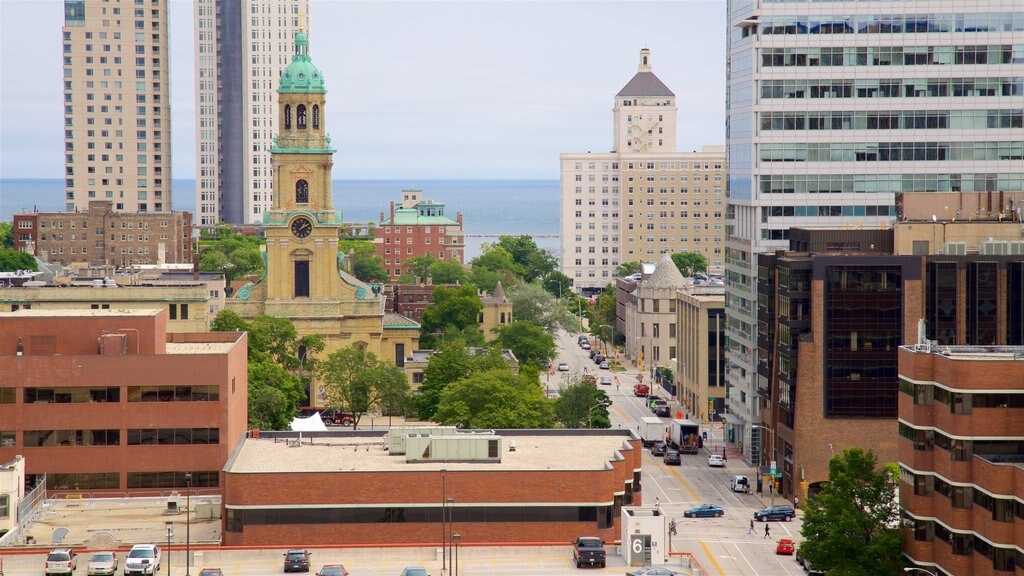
669 418 701 454
639 416 667 447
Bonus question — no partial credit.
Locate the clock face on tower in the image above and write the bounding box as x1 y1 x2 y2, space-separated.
290 217 313 238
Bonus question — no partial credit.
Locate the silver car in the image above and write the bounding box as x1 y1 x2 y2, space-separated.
45 549 77 576
87 552 118 576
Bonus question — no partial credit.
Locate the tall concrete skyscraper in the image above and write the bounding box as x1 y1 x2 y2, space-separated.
62 0 172 213
724 0 1024 463
194 0 309 226
560 49 726 293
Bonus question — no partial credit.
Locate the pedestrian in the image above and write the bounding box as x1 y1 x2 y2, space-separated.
764 524 771 539
747 520 756 535
794 496 800 509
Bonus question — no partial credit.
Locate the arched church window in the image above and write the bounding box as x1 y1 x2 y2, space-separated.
284 105 291 129
297 104 307 129
312 105 320 129
296 179 309 204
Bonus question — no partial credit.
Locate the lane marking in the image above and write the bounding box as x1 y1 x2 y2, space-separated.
700 540 727 576
731 539 762 576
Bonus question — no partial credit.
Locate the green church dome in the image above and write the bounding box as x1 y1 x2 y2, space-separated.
279 30 326 94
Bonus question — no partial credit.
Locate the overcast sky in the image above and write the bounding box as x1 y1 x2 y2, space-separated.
0 0 726 181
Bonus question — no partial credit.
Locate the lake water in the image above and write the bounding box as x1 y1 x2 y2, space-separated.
0 178 561 260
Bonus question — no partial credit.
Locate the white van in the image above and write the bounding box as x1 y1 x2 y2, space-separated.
730 475 750 493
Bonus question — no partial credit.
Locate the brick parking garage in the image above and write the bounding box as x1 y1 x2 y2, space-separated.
222 428 642 546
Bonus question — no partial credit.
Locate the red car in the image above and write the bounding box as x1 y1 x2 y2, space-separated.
776 538 795 555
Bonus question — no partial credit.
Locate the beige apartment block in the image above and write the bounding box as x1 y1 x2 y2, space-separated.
62 0 172 213
675 285 726 420
13 201 192 267
195 0 309 226
560 49 725 292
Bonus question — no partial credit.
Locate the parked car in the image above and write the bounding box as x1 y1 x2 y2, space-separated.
633 383 650 397
593 354 604 365
599 376 612 385
776 539 795 555
588 349 598 359
87 552 117 576
398 568 429 576
45 549 78 576
650 399 668 413
124 545 160 576
197 569 224 576
315 564 348 576
663 449 681 465
647 395 663 409
683 504 724 518
626 568 679 576
707 454 725 467
572 537 607 568
650 441 667 456
283 550 311 573
655 405 671 417
754 504 796 522
557 362 570 372
730 475 750 493
581 342 591 350
599 360 609 369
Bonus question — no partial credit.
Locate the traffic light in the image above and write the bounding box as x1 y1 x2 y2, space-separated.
800 481 809 493
708 399 713 413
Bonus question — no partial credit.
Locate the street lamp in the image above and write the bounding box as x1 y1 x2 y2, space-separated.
165 522 173 576
184 472 192 576
588 401 611 429
440 469 447 574
452 533 461 576
446 497 455 572
751 425 776 504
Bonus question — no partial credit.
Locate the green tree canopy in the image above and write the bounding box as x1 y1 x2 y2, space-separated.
506 282 577 334
0 222 13 249
247 361 305 431
0 248 38 272
614 261 642 277
318 347 409 429
542 271 572 299
798 448 902 576
495 320 555 370
338 239 388 283
553 380 611 428
403 254 437 283
198 232 264 284
495 235 556 282
420 285 483 348
416 338 509 420
469 244 522 292
397 254 468 286
671 251 709 277
433 368 554 429
429 258 468 285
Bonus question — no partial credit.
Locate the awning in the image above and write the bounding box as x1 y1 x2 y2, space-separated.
721 412 745 425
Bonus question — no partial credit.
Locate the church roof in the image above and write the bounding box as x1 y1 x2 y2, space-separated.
383 312 420 329
482 281 508 304
617 72 674 97
279 30 326 94
644 254 686 289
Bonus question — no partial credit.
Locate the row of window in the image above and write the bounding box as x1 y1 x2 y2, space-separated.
30 470 219 491
761 45 1024 67
758 173 1024 195
16 385 220 404
759 109 1024 132
899 422 1023 462
899 378 1024 414
906 514 1019 572
759 141 1024 163
761 205 894 218
760 77 1024 100
19 429 220 447
761 13 1024 35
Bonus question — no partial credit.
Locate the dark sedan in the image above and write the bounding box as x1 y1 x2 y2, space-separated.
683 504 724 518
663 450 681 465
283 550 311 573
650 441 667 456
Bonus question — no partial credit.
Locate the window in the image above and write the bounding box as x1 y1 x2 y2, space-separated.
284 104 291 129
0 494 8 518
296 104 307 129
295 179 309 204
312 104 319 129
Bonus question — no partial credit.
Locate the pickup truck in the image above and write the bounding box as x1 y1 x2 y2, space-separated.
572 537 607 568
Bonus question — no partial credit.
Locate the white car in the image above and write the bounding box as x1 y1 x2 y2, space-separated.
581 342 591 350
557 362 570 372
87 552 118 576
124 545 160 576
708 454 725 467
45 549 77 576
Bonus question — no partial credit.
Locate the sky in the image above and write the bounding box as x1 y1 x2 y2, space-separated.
0 0 726 181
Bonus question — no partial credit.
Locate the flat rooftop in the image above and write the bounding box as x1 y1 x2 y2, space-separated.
0 308 159 318
902 344 1024 360
166 341 237 354
227 431 636 474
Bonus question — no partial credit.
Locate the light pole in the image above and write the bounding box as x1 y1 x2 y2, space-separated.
452 533 461 576
446 497 455 572
752 425 776 504
184 472 191 576
165 522 172 576
588 401 611 429
440 469 447 574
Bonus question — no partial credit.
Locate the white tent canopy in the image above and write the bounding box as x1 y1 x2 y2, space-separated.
290 412 328 432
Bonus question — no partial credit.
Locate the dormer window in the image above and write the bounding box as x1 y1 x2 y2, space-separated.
297 104 307 129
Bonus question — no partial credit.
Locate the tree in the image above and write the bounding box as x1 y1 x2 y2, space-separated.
553 380 611 428
247 361 305 431
589 284 619 346
433 369 554 429
318 348 408 429
429 258 468 285
506 282 577 334
469 244 521 291
542 271 572 299
671 251 708 277
798 449 902 576
338 239 388 283
614 261 642 277
0 222 13 249
420 285 483 348
403 254 437 282
417 338 508 420
495 235 556 282
199 233 264 284
495 321 555 370
0 248 37 272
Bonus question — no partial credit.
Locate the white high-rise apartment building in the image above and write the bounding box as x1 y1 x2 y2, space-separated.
561 50 726 293
724 0 1024 462
195 0 309 226
62 0 172 213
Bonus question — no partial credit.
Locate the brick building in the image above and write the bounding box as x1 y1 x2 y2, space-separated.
376 189 465 280
899 345 1024 576
381 283 457 323
222 428 641 545
12 201 193 267
0 309 247 494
